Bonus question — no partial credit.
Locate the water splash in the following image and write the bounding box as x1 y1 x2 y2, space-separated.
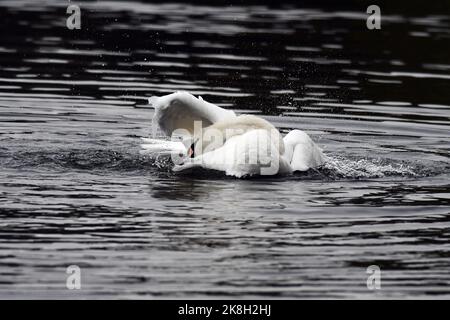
1 147 446 180
321 155 420 179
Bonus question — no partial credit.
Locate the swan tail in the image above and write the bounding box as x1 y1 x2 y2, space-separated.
283 130 325 171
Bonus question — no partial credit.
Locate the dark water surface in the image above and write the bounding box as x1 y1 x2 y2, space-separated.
0 0 449 298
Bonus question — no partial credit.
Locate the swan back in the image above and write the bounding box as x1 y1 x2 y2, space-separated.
193 114 285 156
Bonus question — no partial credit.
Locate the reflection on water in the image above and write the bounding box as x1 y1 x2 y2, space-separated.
0 0 449 298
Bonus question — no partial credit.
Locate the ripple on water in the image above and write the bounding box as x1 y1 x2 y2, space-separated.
0 0 449 299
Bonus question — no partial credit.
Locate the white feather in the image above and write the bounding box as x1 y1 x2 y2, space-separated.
140 137 187 156
143 92 325 177
173 129 291 178
149 91 236 136
282 130 325 171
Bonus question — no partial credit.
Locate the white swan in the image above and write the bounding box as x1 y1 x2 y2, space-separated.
141 91 325 177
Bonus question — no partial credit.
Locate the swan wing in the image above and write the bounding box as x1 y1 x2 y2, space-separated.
149 91 236 137
283 130 325 171
174 129 291 177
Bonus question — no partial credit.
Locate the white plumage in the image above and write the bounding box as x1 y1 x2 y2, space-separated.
141 91 325 177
